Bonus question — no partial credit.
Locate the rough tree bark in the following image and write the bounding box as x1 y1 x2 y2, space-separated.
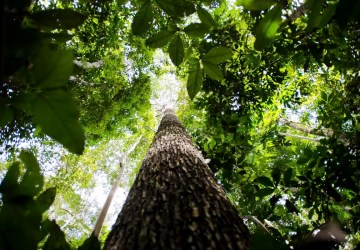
105 108 250 250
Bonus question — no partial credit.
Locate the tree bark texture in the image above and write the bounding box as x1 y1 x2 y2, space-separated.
105 109 250 250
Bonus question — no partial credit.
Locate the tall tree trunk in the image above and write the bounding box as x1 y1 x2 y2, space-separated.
105 108 250 250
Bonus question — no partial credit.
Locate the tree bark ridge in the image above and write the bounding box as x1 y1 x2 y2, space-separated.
105 109 250 249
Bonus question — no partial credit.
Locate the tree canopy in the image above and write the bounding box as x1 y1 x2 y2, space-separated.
1 0 360 249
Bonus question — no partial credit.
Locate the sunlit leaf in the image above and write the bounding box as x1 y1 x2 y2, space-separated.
202 61 224 81
31 89 85 154
132 1 153 35
202 46 233 64
254 4 283 50
168 34 184 66
187 62 203 100
145 30 175 48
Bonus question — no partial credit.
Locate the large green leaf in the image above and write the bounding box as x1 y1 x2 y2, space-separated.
254 4 283 50
0 104 13 127
168 34 184 66
187 62 203 100
202 61 224 81
0 162 20 194
19 151 43 197
30 9 87 29
255 176 274 187
31 89 85 154
43 220 71 250
202 46 233 64
184 23 210 37
156 0 195 18
36 187 57 214
33 45 73 89
236 0 275 10
197 6 217 27
145 30 175 48
131 1 153 35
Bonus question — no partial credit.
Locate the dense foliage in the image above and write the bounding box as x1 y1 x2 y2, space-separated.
1 0 360 249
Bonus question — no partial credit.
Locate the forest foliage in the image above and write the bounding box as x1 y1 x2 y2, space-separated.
1 0 360 249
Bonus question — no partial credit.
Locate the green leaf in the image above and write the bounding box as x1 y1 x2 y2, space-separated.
145 30 175 48
202 46 233 64
187 62 203 100
132 1 153 35
0 162 20 194
236 0 275 10
31 89 85 154
33 45 73 89
202 61 224 81
183 23 210 37
78 235 101 250
0 104 14 127
254 4 283 50
255 176 273 187
283 168 292 186
285 199 299 213
36 187 57 214
43 220 71 250
30 9 87 29
168 34 184 66
197 6 217 27
252 228 289 250
156 0 195 18
19 151 43 197
257 188 274 197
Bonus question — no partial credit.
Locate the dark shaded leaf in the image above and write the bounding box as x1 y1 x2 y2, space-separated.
168 34 184 66
183 23 210 37
31 89 85 154
197 6 217 27
202 46 233 64
283 168 292 186
0 162 20 194
78 235 101 250
285 199 299 213
33 45 73 88
202 61 224 81
271 168 281 186
187 62 203 100
36 187 57 214
145 30 175 48
254 4 283 50
257 188 274 197
255 176 273 187
131 1 153 35
30 9 87 29
236 0 275 10
43 220 71 250
252 228 289 250
19 151 43 197
0 105 14 127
